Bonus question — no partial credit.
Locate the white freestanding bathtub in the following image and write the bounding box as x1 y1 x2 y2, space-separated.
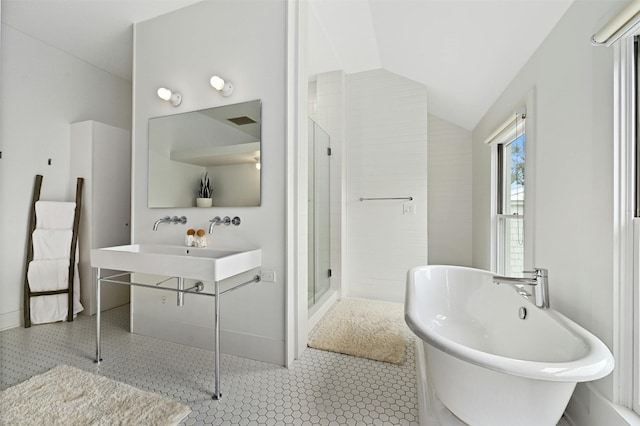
405 265 614 426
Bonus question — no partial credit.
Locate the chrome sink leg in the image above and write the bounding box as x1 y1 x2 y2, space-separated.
213 279 222 400
95 267 102 364
177 277 185 306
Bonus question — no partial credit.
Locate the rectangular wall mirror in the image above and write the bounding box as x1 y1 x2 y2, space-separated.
148 100 261 208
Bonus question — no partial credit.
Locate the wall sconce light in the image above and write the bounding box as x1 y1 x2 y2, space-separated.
255 157 261 170
157 87 182 106
210 75 234 97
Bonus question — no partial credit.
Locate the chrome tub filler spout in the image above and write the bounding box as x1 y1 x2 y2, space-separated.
493 267 549 309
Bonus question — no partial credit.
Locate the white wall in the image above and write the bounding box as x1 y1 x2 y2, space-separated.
471 0 623 417
70 121 131 316
131 0 287 365
427 114 472 266
345 69 428 303
0 23 131 330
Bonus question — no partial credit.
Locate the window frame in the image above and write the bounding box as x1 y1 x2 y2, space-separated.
613 33 639 414
490 113 528 276
634 36 640 416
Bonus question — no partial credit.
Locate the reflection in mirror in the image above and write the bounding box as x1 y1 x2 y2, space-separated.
148 100 261 208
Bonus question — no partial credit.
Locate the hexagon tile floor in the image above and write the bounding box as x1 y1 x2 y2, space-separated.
0 305 418 425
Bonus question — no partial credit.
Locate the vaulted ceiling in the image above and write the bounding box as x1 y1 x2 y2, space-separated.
3 0 575 130
308 0 575 129
2 0 202 82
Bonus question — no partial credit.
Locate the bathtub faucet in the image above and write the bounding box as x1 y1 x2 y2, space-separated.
493 268 549 309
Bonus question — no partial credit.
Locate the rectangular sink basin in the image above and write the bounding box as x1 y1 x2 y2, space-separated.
91 244 261 281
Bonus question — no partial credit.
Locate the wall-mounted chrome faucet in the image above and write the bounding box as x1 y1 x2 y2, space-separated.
493 268 549 309
209 216 241 233
153 215 188 231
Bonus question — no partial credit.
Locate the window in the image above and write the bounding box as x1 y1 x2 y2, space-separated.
491 113 526 276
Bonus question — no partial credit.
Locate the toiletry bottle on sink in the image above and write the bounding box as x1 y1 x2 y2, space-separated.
195 229 207 247
186 229 195 247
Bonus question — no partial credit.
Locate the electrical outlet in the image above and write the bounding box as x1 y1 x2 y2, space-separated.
260 270 276 282
403 202 416 215
161 295 167 304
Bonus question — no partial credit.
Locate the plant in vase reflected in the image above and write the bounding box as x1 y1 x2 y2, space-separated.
196 172 213 207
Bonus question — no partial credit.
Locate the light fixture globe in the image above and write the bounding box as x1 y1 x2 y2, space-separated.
157 87 182 106
210 76 225 91
210 75 234 97
157 87 172 100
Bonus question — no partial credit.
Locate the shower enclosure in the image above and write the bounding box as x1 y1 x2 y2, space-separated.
308 119 331 308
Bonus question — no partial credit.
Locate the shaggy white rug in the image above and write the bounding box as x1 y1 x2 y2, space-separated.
308 298 407 364
0 365 191 426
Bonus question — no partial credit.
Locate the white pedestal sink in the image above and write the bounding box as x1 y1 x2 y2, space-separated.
91 244 261 282
90 243 262 400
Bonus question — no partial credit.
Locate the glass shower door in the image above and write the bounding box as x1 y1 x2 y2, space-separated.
308 119 331 308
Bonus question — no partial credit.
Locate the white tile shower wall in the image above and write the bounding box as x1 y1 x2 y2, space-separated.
346 69 428 303
310 71 346 298
308 80 318 119
427 114 472 266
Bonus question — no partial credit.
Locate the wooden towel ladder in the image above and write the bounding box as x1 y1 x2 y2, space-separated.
23 174 84 328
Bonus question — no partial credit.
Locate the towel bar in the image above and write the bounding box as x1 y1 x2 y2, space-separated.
359 196 413 201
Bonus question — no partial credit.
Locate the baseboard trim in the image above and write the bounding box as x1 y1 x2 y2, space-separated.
565 382 640 426
0 309 21 331
132 313 285 366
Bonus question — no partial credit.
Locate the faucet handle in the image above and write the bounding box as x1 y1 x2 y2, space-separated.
536 268 548 276
169 216 187 225
523 268 548 277
231 216 241 226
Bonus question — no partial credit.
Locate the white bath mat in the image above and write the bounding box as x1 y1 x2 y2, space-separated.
0 365 191 426
308 298 407 364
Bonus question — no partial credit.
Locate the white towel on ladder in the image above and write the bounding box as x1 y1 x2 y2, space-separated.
28 201 83 324
27 259 69 291
32 230 72 260
28 261 82 325
35 201 76 229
